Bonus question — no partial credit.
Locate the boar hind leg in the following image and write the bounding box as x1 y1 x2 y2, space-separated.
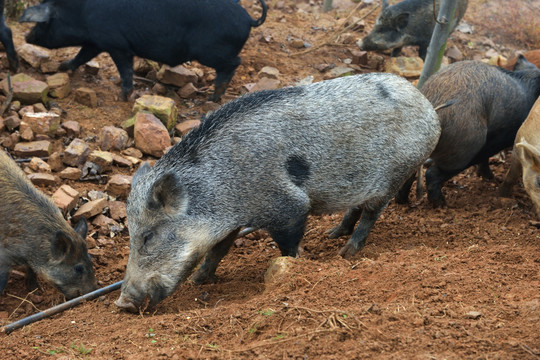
109 50 135 100
0 23 18 72
425 165 457 207
327 206 362 239
395 173 416 204
476 159 494 180
191 229 241 284
209 57 241 102
59 44 101 71
339 204 386 258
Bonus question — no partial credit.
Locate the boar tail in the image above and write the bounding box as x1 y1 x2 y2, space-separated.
250 0 268 27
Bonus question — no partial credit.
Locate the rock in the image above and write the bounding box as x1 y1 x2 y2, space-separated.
46 73 71 99
133 111 171 157
106 174 132 199
47 152 64 172
92 214 121 236
21 112 60 137
87 190 108 201
58 167 82 180
289 39 305 48
487 55 507 67
72 198 107 221
28 157 51 173
157 65 198 87
485 48 499 59
446 46 463 62
99 126 130 151
350 50 368 66
175 119 201 136
264 256 298 285
202 101 220 113
325 66 355 79
241 83 256 94
84 60 100 75
121 147 143 159
88 150 114 172
13 140 52 157
61 120 81 138
40 59 60 74
108 200 127 220
0 73 49 104
111 153 132 167
258 66 280 79
295 76 314 86
2 133 19 150
74 87 98 108
33 103 47 113
133 57 156 74
465 311 482 320
178 83 198 99
52 184 80 213
20 124 34 141
17 43 50 68
63 138 90 167
4 114 20 131
384 56 424 78
251 77 281 92
133 94 178 130
27 172 58 187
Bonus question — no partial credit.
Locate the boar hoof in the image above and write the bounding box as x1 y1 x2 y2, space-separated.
339 243 360 259
191 272 218 285
326 226 352 239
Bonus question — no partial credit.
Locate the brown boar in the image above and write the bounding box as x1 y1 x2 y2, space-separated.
0 150 97 299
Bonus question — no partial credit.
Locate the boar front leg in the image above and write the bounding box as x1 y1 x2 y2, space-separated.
24 267 40 293
109 50 134 101
191 229 241 284
59 44 102 71
0 254 10 294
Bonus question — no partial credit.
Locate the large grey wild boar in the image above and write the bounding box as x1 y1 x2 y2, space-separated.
115 73 441 312
0 150 97 299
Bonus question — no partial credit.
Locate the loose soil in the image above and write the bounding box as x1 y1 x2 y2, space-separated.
1 0 539 359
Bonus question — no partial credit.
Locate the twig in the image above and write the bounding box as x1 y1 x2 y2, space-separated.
7 289 41 317
520 343 540 357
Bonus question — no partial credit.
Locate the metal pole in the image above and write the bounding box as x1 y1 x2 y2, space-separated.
0 281 123 335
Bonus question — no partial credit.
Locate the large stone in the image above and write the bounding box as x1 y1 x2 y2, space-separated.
178 83 198 99
175 119 201 136
58 167 82 180
251 77 281 92
157 65 198 87
28 157 51 173
21 112 60 137
0 73 49 104
133 94 178 130
106 174 132 199
74 87 98 108
13 140 51 157
385 56 424 78
61 120 81 137
46 73 71 99
88 150 114 172
258 66 280 79
27 172 58 187
4 114 20 131
63 138 90 167
99 126 129 151
17 43 51 68
108 200 127 220
134 111 171 157
47 151 64 172
72 198 107 221
264 257 299 285
52 184 80 213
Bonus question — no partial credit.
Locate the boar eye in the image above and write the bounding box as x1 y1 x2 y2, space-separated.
143 232 154 245
74 264 85 275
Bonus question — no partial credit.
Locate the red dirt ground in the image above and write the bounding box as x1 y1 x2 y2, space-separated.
1 0 539 359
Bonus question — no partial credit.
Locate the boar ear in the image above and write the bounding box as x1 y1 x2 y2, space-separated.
73 217 88 239
19 3 52 23
395 13 409 29
381 0 389 10
51 231 73 261
149 172 187 212
516 140 540 168
132 162 152 187
513 54 536 71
